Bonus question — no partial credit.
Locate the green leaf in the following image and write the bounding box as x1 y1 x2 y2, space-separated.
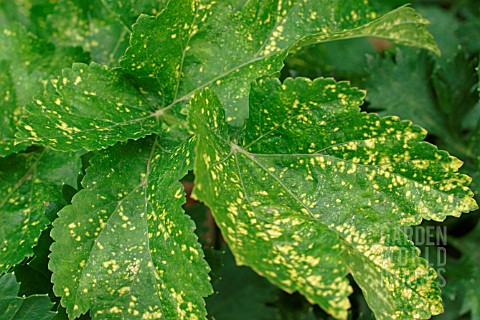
457 15 480 53
283 37 377 84
0 1 57 40
431 52 478 119
101 0 168 28
0 59 28 156
44 0 154 66
13 226 59 299
17 63 161 151
190 78 477 319
0 22 88 157
0 273 56 320
47 0 121 64
415 6 461 58
122 1 439 127
365 50 444 136
463 60 480 198
2 0 165 66
22 1 440 152
365 48 479 161
50 136 212 319
293 5 439 55
0 148 81 273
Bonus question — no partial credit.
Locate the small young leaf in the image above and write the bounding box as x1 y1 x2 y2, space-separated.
50 136 212 319
0 148 81 273
0 273 56 320
190 78 477 319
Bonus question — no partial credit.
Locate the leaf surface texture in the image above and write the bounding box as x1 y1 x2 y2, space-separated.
0 149 81 273
50 137 212 319
20 0 439 151
190 77 477 319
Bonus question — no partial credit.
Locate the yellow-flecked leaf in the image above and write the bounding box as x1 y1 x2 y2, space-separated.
0 148 81 273
122 1 439 127
0 22 88 157
50 136 212 319
190 78 477 319
45 0 168 65
17 63 161 152
20 0 440 152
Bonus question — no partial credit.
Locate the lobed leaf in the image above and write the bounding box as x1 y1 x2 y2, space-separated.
123 1 439 127
0 148 81 273
50 136 212 319
365 50 444 137
22 0 440 152
0 273 56 320
414 6 462 58
190 78 477 319
366 49 479 141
